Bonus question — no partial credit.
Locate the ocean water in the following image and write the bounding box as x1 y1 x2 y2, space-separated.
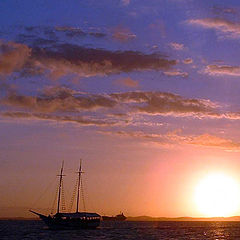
1 220 240 240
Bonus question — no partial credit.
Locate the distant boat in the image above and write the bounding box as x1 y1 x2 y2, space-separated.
102 213 126 221
30 160 101 229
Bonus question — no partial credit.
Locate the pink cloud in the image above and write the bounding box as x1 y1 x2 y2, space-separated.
164 70 188 78
114 77 139 88
204 64 240 76
188 18 240 38
169 42 184 50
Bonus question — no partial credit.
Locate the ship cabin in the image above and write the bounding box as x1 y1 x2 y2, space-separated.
54 212 101 221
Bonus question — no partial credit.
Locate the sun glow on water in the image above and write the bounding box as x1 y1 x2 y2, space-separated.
194 173 240 217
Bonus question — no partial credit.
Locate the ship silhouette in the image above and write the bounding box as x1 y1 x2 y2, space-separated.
30 160 101 229
102 212 126 221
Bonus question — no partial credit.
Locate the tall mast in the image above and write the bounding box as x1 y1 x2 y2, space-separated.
57 161 65 214
76 159 84 213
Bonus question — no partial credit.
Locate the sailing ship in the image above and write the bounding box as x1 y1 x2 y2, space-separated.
30 160 101 229
102 212 126 221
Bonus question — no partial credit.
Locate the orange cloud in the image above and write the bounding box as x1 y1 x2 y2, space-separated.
0 41 31 75
111 91 218 117
101 130 240 151
189 133 240 150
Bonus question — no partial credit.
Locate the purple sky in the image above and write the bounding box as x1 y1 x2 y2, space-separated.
1 0 240 218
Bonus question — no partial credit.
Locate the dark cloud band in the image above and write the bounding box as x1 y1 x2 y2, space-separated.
0 40 177 79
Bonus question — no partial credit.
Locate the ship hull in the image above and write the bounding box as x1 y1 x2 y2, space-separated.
30 210 100 230
42 218 100 230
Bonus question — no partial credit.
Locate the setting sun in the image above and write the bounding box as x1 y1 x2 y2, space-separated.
194 173 240 217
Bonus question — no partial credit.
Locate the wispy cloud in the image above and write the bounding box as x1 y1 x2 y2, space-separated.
101 130 240 151
114 77 139 88
163 70 188 78
112 26 136 42
188 18 240 38
169 42 184 50
24 25 106 40
189 133 240 151
212 6 238 16
55 26 106 38
55 26 87 36
121 0 130 6
204 64 240 76
1 111 116 126
183 58 193 64
100 130 171 146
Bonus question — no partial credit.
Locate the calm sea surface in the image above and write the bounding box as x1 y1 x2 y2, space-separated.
1 220 240 240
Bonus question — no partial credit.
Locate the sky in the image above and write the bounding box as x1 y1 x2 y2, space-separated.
1 0 240 218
